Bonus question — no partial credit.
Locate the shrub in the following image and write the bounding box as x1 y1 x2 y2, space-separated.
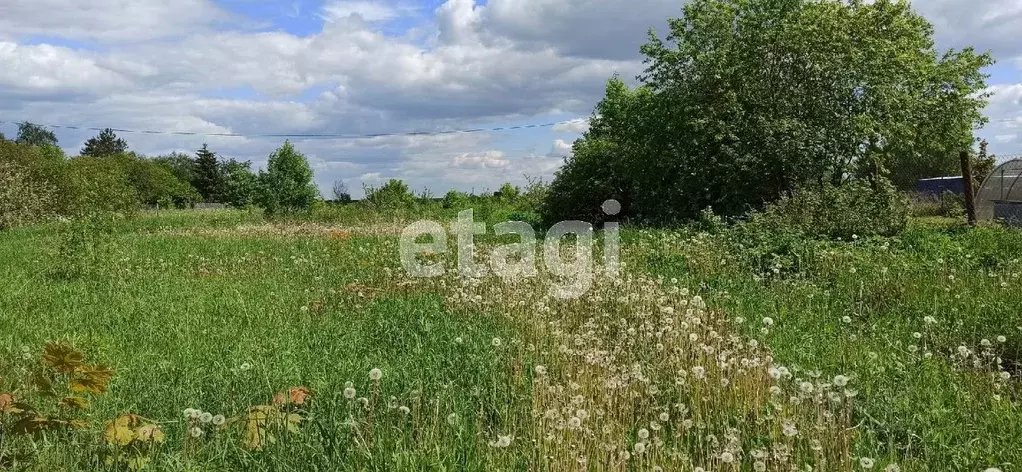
442 190 472 210
364 179 415 209
0 141 71 228
746 178 910 241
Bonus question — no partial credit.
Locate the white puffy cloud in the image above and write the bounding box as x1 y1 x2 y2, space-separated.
453 151 512 169
549 139 573 157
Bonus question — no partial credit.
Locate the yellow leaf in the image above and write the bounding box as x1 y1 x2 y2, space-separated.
105 415 143 446
134 424 165 444
42 342 85 373
70 365 113 394
60 396 90 410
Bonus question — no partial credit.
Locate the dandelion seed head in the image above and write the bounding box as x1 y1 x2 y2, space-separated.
369 368 383 381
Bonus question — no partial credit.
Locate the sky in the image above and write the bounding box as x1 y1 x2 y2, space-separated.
1 0 1021 198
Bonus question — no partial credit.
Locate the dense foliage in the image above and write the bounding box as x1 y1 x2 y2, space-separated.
256 141 319 215
544 0 992 227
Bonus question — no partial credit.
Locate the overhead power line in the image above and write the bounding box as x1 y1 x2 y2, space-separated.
0 118 590 140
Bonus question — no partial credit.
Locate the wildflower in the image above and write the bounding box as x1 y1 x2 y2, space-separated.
999 371 1011 381
912 332 922 339
769 386 782 395
799 381 814 394
398 406 410 415
633 442 646 454
369 368 383 381
885 465 901 472
492 435 512 448
782 420 798 437
568 416 582 428
984 468 1003 472
576 409 589 420
183 408 199 419
344 386 357 399
762 317 774 327
997 335 1007 343
691 366 706 379
754 461 767 471
447 413 459 426
199 412 213 424
833 375 850 387
492 337 502 347
659 412 670 422
842 316 852 324
189 427 203 438
212 414 226 426
769 367 782 379
638 428 650 439
720 451 735 463
860 457 875 469
534 365 548 376
923 316 937 325
239 363 252 372
981 339 992 347
455 337 463 344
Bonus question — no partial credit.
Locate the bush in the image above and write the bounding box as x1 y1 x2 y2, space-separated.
746 178 909 241
364 179 415 209
256 141 320 216
442 190 471 210
66 156 140 217
0 141 68 229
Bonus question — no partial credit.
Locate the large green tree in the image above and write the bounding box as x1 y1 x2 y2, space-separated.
153 152 198 186
192 144 224 202
256 141 319 215
80 128 129 157
16 122 58 148
546 0 992 223
221 159 258 208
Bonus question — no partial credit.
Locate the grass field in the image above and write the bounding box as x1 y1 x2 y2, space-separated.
1 210 1020 471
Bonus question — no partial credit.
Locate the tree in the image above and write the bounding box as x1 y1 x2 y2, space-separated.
221 159 258 208
16 122 58 148
80 128 128 157
545 0 993 223
332 180 352 203
256 141 319 215
153 152 198 186
192 144 224 202
363 179 415 208
120 155 200 207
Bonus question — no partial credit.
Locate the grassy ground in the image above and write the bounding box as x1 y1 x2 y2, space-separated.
1 210 1019 471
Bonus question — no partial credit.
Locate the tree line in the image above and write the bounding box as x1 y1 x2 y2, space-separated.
1 123 318 229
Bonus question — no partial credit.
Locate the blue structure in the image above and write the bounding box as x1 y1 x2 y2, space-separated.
916 176 965 196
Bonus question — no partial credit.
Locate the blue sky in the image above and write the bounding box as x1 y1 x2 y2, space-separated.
1 0 1021 197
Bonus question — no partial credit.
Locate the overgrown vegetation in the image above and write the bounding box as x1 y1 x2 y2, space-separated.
544 0 992 226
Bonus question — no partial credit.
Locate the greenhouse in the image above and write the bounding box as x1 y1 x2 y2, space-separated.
976 159 1022 223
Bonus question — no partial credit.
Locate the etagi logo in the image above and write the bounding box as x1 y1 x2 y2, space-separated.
399 200 622 299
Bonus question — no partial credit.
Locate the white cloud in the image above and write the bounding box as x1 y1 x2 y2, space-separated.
0 0 232 43
321 1 409 23
452 151 511 169
552 119 590 134
548 139 574 157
